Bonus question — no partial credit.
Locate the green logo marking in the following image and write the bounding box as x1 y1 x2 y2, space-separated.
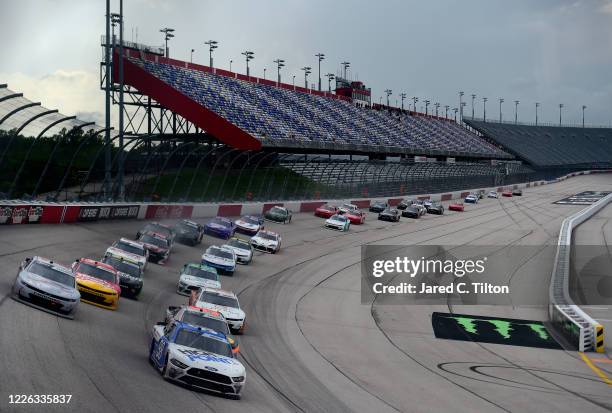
527 324 550 340
445 316 550 341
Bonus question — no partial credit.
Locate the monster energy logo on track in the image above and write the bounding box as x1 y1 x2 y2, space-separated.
432 312 561 349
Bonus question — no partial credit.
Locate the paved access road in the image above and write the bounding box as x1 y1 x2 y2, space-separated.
0 174 610 413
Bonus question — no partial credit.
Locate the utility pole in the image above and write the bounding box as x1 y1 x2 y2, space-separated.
315 53 325 91
499 98 504 122
535 102 540 125
483 97 488 122
104 0 111 198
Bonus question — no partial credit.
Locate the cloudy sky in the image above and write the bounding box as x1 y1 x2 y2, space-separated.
2 0 612 127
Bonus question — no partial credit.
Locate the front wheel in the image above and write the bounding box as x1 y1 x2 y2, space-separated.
161 354 170 380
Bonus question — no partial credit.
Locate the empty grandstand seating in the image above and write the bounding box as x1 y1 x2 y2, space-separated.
127 56 509 159
466 119 612 167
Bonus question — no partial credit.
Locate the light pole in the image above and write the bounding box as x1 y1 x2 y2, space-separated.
292 75 296 89
273 59 285 84
160 27 175 58
471 94 476 119
301 66 312 89
535 102 540 125
459 91 464 122
425 100 430 116
444 105 449 119
341 61 350 79
241 51 254 77
113 4 125 199
435 102 440 117
263 67 267 80
229 59 233 72
453 107 458 122
400 93 407 111
315 53 325 91
461 102 466 122
384 89 392 107
499 98 504 122
514 100 519 124
559 103 564 126
190 49 195 63
412 96 418 112
483 97 488 122
325 73 335 93
582 105 587 128
204 40 218 68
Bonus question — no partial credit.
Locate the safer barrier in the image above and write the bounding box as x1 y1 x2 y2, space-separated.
549 191 612 352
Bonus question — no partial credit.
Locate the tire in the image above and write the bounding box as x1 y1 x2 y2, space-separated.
161 354 170 380
148 340 156 366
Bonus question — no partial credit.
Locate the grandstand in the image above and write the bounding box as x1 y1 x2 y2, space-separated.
465 118 612 168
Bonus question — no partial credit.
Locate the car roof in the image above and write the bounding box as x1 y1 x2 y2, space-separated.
257 229 279 236
228 237 249 244
186 262 217 271
184 305 225 320
118 238 145 248
212 216 232 222
78 258 117 273
103 253 140 268
31 256 72 275
201 287 237 299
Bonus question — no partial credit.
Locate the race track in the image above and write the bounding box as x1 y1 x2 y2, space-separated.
1 174 611 413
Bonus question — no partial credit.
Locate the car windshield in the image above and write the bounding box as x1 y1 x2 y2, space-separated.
257 232 277 241
174 330 233 358
181 312 229 335
176 222 196 232
227 239 250 250
115 241 144 256
102 257 141 278
184 266 218 281
211 218 231 227
374 202 385 207
242 216 260 225
200 292 239 309
342 204 355 210
332 215 347 222
270 207 285 215
77 262 116 283
144 224 172 238
383 209 394 214
140 234 168 248
209 248 233 260
29 262 74 287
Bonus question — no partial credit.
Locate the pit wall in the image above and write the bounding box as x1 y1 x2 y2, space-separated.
1 170 609 225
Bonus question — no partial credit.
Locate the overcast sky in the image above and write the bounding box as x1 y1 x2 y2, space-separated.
2 0 612 127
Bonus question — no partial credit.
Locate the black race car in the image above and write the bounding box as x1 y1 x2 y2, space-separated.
137 231 171 264
369 201 389 213
378 208 401 222
264 206 292 224
173 219 204 246
401 205 421 219
136 222 176 245
425 202 444 215
397 199 414 210
512 189 523 196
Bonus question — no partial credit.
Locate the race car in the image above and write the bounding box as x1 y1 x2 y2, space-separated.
190 288 246 334
137 222 176 245
250 230 281 254
396 199 412 210
11 256 80 319
72 258 121 310
502 191 513 197
512 189 523 196
177 263 221 295
173 219 204 246
107 238 148 270
378 208 401 222
476 190 486 199
325 214 351 231
369 201 388 213
487 191 499 199
425 202 444 215
412 203 427 216
314 204 339 218
223 237 253 265
201 246 236 276
464 194 479 204
138 231 172 264
149 320 246 398
102 251 144 298
401 205 421 219
264 206 292 224
204 217 236 240
345 209 366 224
423 199 433 208
164 305 240 354
234 215 264 235
338 203 359 214
448 202 465 212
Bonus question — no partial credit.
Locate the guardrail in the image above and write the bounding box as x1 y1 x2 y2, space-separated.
549 192 612 352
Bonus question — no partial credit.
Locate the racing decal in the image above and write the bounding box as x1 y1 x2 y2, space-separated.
177 349 234 364
0 205 49 224
145 205 193 220
78 205 140 222
554 191 611 205
431 312 561 349
79 206 100 221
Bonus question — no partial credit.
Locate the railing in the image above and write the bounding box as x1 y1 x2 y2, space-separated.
464 115 612 129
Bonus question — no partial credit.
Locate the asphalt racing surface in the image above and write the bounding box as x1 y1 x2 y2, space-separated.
1 174 611 413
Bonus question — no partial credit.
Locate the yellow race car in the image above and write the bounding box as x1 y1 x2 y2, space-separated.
72 258 121 310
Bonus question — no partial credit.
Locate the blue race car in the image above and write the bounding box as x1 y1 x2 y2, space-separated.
204 217 236 240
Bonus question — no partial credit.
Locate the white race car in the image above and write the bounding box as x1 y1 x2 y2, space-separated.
201 246 236 276
487 191 499 199
338 203 359 214
250 230 281 254
190 288 246 334
107 238 148 270
234 215 264 235
177 263 221 296
149 320 245 398
325 214 350 231
223 238 253 265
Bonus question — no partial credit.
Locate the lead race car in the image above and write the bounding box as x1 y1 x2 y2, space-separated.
12 256 80 319
149 320 246 398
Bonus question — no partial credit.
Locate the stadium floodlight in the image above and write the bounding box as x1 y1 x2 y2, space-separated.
459 91 465 122
425 100 430 116
263 67 267 80
471 94 476 119
435 102 440 117
292 75 296 89
499 98 505 122
483 97 488 122
273 59 285 84
384 89 392 107
242 50 255 76
160 28 175 58
535 102 540 125
582 105 587 128
325 73 335 93
110 13 121 47
204 40 219 68
399 93 407 111
315 53 325 91
301 66 312 89
559 103 564 126
412 96 418 112
514 100 520 124
229 59 233 72
444 105 450 119
190 49 195 63
341 61 350 79
453 107 458 122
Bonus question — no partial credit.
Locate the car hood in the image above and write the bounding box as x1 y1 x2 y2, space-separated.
180 275 221 289
20 271 79 298
235 220 258 229
140 242 167 253
106 247 145 263
251 237 278 246
198 302 245 320
207 223 231 230
202 254 234 265
75 273 118 293
326 218 344 224
224 246 251 257
169 344 244 376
